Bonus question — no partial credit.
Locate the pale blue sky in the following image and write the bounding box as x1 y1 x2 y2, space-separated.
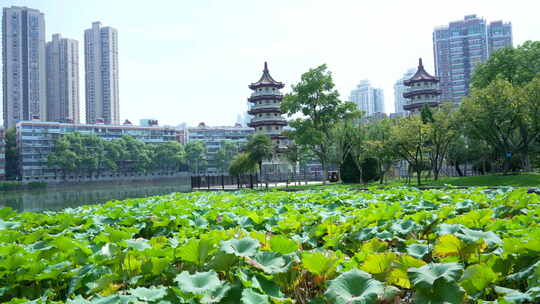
3 0 540 126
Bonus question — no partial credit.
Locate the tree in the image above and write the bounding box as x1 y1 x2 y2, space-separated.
118 135 152 173
229 153 257 177
329 119 365 179
363 119 399 184
461 78 540 172
215 141 239 174
4 128 19 180
185 140 207 174
245 133 273 176
48 135 79 179
281 64 360 179
425 106 460 180
471 41 540 89
152 141 185 171
340 151 360 183
390 115 430 185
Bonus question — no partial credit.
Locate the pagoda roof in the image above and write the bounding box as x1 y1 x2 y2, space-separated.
249 62 284 89
404 58 438 85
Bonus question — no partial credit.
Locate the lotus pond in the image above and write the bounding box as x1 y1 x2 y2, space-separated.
1 187 539 303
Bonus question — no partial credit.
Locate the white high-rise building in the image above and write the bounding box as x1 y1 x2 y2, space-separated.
84 22 119 124
46 34 80 123
349 80 384 117
2 6 47 129
393 68 415 114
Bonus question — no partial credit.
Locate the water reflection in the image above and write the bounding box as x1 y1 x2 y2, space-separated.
0 178 191 213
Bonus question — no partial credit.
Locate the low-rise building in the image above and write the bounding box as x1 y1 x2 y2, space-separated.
187 123 254 173
16 121 177 182
0 129 5 180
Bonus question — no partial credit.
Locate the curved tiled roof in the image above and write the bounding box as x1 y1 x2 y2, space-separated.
404 58 438 85
249 62 284 89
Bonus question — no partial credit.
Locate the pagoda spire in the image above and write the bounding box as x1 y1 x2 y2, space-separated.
418 58 423 68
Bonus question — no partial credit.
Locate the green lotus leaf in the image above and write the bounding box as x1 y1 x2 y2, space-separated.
221 237 260 257
249 251 292 274
241 288 270 304
413 279 465 304
460 264 498 296
301 251 342 277
178 238 214 266
408 263 463 289
324 269 384 304
406 243 430 259
391 219 421 235
128 286 167 301
174 270 221 295
433 234 465 258
494 286 532 303
125 238 151 251
361 252 396 274
201 284 232 304
0 219 20 230
269 235 298 254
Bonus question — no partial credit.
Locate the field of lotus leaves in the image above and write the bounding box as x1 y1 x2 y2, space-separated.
1 187 540 303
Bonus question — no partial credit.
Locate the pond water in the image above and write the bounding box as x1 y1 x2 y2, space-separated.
0 178 191 213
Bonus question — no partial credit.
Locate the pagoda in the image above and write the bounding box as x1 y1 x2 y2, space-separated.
248 62 287 144
247 62 289 174
403 58 441 112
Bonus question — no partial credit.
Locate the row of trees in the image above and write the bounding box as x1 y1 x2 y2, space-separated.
276 40 540 185
47 133 187 177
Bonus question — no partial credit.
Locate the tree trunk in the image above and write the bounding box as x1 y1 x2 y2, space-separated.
454 163 463 176
416 168 421 186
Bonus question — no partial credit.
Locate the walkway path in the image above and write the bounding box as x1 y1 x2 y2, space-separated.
192 181 324 191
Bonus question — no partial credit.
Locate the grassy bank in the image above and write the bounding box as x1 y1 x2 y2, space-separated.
275 173 540 190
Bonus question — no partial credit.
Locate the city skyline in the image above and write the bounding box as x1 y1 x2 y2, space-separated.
1 1 540 127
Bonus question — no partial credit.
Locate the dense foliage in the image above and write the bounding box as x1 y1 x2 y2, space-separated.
47 133 186 178
1 187 539 303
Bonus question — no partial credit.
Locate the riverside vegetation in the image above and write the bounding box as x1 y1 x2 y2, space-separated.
1 187 539 303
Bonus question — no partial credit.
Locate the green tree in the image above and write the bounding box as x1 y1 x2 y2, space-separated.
215 141 239 173
425 106 460 180
330 120 365 177
152 141 186 171
245 133 273 176
185 140 207 174
118 135 152 173
228 152 257 177
4 128 19 180
281 64 360 179
461 78 540 172
390 115 430 185
471 41 540 89
48 135 79 179
363 119 399 184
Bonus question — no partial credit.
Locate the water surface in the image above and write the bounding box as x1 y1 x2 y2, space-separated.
0 179 191 213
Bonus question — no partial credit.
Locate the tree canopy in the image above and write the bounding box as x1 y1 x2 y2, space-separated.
281 64 360 176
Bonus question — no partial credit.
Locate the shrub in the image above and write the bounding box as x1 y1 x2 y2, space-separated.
360 157 380 183
340 152 360 183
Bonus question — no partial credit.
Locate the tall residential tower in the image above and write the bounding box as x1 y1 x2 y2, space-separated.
2 6 47 129
46 34 80 123
84 22 119 124
349 80 384 117
433 15 512 102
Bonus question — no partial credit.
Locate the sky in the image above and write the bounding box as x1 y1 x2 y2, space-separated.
2 0 540 127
